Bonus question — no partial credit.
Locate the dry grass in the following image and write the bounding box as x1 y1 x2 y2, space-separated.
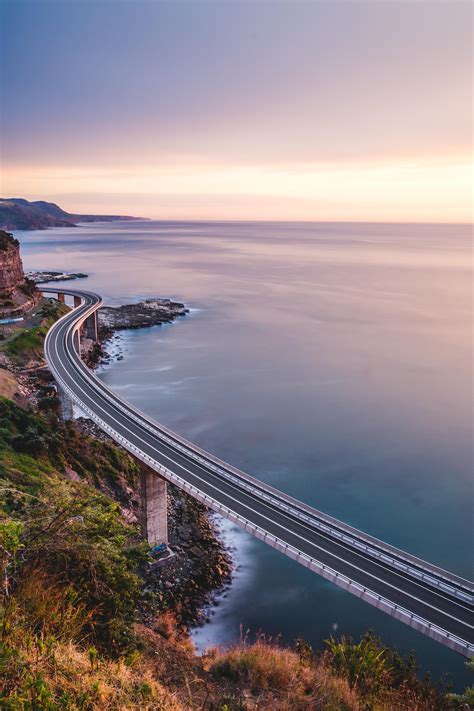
51 642 183 710
1 629 184 710
153 610 182 641
0 368 18 399
204 635 360 710
15 569 93 642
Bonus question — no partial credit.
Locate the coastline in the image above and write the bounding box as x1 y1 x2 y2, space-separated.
80 300 238 641
192 513 256 652
10 222 473 686
1 225 471 699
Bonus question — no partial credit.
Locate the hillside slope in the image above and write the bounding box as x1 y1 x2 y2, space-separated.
0 197 144 230
0 313 471 709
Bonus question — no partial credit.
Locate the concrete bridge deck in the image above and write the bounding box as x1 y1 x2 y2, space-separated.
43 288 474 658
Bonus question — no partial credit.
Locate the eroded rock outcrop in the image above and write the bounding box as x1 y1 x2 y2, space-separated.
99 299 188 330
0 230 39 317
0 231 24 294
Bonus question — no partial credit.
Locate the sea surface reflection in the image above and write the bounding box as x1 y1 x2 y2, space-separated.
18 220 473 686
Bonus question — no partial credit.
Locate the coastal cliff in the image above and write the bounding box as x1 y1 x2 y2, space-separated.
0 197 145 231
0 230 40 317
0 231 24 293
0 376 460 709
0 272 468 709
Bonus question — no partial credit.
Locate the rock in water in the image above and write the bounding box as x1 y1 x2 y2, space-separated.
98 299 188 330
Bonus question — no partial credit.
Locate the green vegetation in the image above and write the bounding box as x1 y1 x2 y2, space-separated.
2 325 45 362
206 633 358 709
324 632 454 707
0 398 148 653
0 390 471 708
0 398 170 708
0 397 141 492
0 230 19 251
205 631 470 710
0 298 69 366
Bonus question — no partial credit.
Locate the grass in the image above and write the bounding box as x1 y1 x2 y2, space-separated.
0 369 19 399
206 634 358 710
0 626 183 710
2 325 45 360
205 631 469 710
0 396 141 499
0 298 69 366
0 387 471 709
0 397 149 654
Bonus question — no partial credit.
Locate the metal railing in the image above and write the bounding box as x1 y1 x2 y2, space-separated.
42 288 474 658
53 290 473 601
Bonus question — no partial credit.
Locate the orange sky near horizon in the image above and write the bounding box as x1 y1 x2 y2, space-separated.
1 1 472 223
3 155 472 223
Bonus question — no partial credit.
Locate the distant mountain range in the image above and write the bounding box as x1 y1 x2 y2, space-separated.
0 197 145 230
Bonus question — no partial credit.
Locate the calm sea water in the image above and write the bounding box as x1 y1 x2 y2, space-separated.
18 220 472 686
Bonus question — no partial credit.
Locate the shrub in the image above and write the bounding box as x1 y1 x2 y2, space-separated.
10 428 47 455
325 631 452 707
206 633 358 709
12 487 148 653
19 279 37 298
0 631 183 710
37 395 61 413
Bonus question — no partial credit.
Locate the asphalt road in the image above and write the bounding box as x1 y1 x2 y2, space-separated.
43 288 473 657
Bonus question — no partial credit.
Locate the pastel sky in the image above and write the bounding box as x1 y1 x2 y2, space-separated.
1 0 472 222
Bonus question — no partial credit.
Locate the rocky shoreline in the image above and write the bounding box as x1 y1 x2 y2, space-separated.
1 286 234 637
77 297 234 635
75 417 233 633
25 270 88 284
147 486 233 629
82 297 189 369
99 298 188 330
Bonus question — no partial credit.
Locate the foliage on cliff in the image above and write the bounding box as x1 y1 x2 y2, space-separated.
0 398 148 651
0 299 69 365
0 395 471 709
205 631 469 710
0 230 19 251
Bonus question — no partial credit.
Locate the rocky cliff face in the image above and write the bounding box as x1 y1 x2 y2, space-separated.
0 231 25 294
0 231 39 316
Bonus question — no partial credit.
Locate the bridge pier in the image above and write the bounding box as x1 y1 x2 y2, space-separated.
58 385 73 420
42 291 99 349
141 467 168 546
84 312 98 342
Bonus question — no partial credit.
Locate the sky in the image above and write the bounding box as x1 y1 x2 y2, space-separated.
0 0 472 222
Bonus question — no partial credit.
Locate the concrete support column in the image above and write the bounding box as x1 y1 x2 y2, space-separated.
58 292 65 303
85 312 98 342
58 385 73 421
73 295 81 308
141 468 168 546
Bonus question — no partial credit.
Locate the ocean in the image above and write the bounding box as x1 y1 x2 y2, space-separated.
18 219 472 686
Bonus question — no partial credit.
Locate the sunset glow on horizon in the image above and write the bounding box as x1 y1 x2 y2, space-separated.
1 0 472 223
4 155 472 223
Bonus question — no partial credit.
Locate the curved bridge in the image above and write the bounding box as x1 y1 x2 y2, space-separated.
43 288 473 658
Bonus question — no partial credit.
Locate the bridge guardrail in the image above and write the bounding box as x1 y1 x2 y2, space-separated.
63 306 473 604
38 348 474 660
43 290 474 605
